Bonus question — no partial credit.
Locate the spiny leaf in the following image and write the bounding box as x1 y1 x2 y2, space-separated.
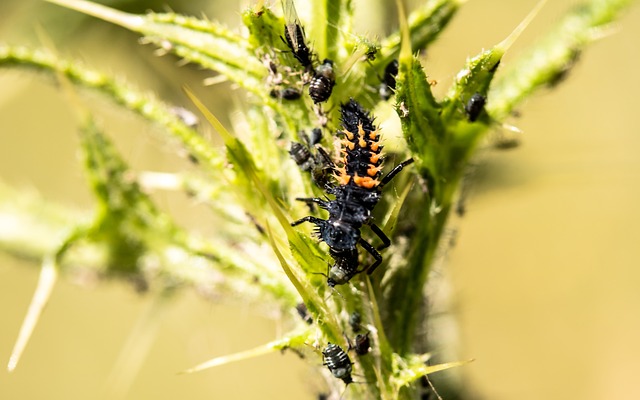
266 223 342 344
7 257 58 372
80 114 293 299
0 182 85 259
180 329 312 374
489 0 633 119
378 0 461 67
243 5 284 50
394 355 474 388
45 0 268 99
183 87 289 230
441 48 503 124
395 57 443 179
442 0 545 120
381 179 414 239
439 1 548 171
0 44 225 175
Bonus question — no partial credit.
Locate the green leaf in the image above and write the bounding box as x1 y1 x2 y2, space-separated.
0 44 225 175
395 56 443 180
394 354 474 388
489 0 633 119
45 0 267 98
180 328 313 374
380 0 461 64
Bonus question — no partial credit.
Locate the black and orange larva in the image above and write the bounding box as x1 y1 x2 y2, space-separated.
291 99 413 286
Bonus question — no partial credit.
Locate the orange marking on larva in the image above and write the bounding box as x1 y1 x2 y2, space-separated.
357 123 367 147
335 169 351 185
357 123 366 137
369 153 381 163
353 175 379 189
370 142 380 152
369 130 379 140
341 139 355 151
343 129 355 141
338 175 352 185
367 165 382 177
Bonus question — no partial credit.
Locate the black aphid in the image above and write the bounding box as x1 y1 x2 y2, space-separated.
282 0 314 70
291 99 414 286
290 129 334 189
309 59 335 104
289 141 313 170
270 87 302 100
309 128 322 146
465 93 486 122
295 302 313 324
322 342 353 385
349 311 362 333
354 333 371 356
379 59 399 100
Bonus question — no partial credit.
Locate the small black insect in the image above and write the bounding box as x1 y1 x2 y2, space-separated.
290 129 334 189
309 127 322 146
365 46 378 61
289 129 321 170
270 87 302 100
349 311 362 333
282 0 314 70
295 302 313 324
289 141 313 170
379 59 399 100
322 342 353 385
264 56 283 85
291 99 414 286
354 333 371 356
309 59 335 104
465 93 486 122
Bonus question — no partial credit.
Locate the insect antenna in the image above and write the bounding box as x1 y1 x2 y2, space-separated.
422 374 444 400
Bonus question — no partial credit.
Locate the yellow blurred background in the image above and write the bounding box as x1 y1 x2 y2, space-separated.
1 0 639 399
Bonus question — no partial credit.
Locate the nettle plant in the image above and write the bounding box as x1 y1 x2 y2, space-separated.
0 0 631 398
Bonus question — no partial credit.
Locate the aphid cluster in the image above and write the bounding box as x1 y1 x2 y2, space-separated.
289 128 334 189
348 312 371 355
281 0 336 104
270 87 302 100
264 54 302 101
292 99 413 287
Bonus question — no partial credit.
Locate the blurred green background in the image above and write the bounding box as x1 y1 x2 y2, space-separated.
1 0 639 399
